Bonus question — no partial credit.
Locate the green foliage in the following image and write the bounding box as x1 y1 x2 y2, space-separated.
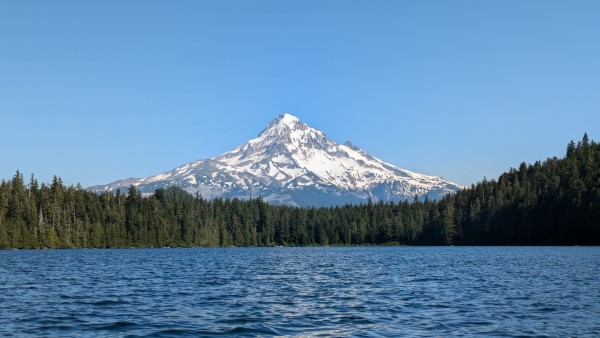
0 135 598 249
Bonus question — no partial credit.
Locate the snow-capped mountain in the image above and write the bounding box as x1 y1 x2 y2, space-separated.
88 114 464 206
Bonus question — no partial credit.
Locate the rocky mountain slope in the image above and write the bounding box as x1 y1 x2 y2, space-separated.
88 114 463 206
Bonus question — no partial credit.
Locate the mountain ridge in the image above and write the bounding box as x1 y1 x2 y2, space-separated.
88 114 464 206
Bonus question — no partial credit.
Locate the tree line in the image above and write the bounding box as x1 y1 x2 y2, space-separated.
1 135 598 249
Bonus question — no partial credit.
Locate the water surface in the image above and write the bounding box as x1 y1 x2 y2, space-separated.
1 247 599 337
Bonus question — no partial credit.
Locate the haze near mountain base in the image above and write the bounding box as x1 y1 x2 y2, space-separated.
89 114 463 206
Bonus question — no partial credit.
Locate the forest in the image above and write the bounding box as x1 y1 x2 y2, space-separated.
1 135 598 249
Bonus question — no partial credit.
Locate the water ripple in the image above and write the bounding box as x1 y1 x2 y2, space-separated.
0 247 599 337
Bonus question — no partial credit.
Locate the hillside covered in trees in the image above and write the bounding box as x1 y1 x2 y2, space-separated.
1 135 598 249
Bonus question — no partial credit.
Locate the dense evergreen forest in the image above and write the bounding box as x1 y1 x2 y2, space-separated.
1 135 599 249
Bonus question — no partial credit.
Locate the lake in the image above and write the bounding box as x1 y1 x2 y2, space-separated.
1 247 599 337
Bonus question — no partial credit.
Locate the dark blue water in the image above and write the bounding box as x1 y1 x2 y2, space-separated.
1 247 599 337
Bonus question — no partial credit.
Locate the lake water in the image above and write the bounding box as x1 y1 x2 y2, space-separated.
1 247 599 337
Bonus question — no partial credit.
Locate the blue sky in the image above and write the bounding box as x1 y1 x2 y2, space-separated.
1 0 599 187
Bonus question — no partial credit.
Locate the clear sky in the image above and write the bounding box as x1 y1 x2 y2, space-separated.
1 0 599 187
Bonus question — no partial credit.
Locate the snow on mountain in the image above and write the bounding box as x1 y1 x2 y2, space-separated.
88 114 464 206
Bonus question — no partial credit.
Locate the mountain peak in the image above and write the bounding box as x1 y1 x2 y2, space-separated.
277 113 300 125
89 114 464 206
269 113 301 128
259 113 306 137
